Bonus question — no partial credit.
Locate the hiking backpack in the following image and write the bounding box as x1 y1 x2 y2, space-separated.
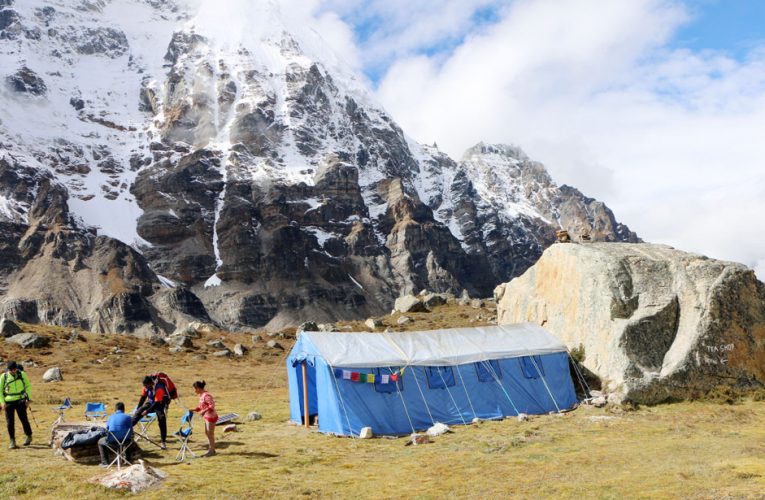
152 372 178 400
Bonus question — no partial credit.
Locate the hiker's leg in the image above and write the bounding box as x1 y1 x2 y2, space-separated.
16 403 32 437
207 421 215 452
4 402 16 441
97 436 109 464
156 407 167 442
131 403 150 426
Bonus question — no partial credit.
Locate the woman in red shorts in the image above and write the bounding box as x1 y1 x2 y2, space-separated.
191 380 218 457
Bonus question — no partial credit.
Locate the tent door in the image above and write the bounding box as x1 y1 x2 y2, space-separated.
296 362 318 426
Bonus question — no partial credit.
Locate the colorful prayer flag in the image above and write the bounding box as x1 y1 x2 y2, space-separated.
358 373 367 383
342 370 351 380
381 374 390 384
367 374 375 383
334 368 343 378
390 374 398 382
351 372 360 382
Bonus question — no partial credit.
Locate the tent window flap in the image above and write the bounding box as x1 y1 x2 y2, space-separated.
475 360 502 382
426 366 456 389
520 356 545 379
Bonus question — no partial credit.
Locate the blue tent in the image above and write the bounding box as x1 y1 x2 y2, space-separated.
287 324 579 436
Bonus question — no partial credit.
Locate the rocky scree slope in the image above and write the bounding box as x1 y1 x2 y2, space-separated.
0 0 637 333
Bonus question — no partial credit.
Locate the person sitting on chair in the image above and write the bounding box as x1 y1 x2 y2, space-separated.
98 402 133 467
132 375 170 449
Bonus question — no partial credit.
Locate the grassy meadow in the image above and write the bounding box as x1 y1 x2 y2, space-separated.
1 311 765 499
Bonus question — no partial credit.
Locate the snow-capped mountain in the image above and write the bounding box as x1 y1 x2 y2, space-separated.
0 0 638 333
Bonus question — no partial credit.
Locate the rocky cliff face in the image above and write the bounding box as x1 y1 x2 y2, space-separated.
495 243 765 403
0 0 637 333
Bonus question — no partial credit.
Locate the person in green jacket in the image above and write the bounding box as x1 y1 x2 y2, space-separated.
0 361 33 449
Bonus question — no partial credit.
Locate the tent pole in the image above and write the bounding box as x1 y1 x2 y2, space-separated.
302 362 310 429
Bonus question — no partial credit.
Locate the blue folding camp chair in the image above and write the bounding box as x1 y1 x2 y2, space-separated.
52 398 72 426
175 411 197 462
130 406 158 444
84 402 107 421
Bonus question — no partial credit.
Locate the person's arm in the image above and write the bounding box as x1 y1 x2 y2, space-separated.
22 372 31 402
0 374 6 406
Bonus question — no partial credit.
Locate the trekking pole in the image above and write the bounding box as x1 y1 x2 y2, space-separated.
27 402 40 429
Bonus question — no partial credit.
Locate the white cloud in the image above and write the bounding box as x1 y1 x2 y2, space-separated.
368 0 765 275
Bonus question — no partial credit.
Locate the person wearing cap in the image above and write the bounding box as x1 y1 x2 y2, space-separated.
0 361 33 449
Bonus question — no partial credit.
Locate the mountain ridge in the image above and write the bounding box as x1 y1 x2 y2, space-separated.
0 0 638 333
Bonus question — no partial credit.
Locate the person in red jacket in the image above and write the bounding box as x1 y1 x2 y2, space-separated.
191 380 218 457
132 375 170 449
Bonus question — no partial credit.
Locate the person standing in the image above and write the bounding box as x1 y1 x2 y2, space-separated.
98 402 133 467
191 380 218 457
132 375 170 449
0 361 33 449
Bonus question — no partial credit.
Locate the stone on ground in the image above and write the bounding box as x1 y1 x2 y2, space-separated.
247 412 262 421
212 349 231 357
426 422 451 437
43 367 63 382
266 340 284 350
233 344 247 356
394 295 428 313
364 318 383 330
298 321 319 332
423 293 447 309
396 316 412 325
359 427 373 439
207 339 226 349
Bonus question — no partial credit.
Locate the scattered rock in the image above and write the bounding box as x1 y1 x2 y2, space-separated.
223 424 239 433
517 413 529 422
43 367 63 382
396 316 412 326
148 335 166 347
470 298 484 309
206 339 226 349
233 344 247 357
168 346 184 354
359 427 373 439
251 334 262 343
67 330 81 343
0 318 22 338
247 412 262 421
21 359 37 368
193 354 207 361
266 331 285 339
318 324 337 332
212 349 231 357
111 347 123 355
167 335 193 348
172 325 201 339
591 396 607 408
364 318 383 330
422 293 447 309
5 333 49 349
266 340 284 350
426 422 451 437
394 295 428 313
298 321 318 332
405 433 431 446
471 417 482 424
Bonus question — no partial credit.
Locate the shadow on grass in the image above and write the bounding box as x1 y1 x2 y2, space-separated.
218 451 278 459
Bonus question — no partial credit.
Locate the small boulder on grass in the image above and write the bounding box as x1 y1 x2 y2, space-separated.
247 412 262 421
397 316 412 326
364 318 383 330
394 295 428 313
359 427 373 439
266 340 284 350
43 367 63 382
233 344 247 357
0 319 22 338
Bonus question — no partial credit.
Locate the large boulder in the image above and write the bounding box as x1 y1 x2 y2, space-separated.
394 295 427 314
6 333 50 349
0 318 22 338
495 243 765 404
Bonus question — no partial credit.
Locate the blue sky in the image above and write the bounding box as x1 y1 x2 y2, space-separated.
674 0 765 59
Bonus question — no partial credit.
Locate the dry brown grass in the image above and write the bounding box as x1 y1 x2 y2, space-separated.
1 314 765 498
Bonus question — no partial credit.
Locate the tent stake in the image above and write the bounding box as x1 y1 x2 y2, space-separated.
302 362 309 429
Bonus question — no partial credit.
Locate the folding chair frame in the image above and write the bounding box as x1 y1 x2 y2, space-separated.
131 407 162 448
104 429 134 471
51 398 72 426
175 412 197 462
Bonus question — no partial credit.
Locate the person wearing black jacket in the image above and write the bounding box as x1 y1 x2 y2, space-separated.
131 375 170 449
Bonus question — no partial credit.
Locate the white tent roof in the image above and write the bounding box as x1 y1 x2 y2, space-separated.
300 323 567 368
